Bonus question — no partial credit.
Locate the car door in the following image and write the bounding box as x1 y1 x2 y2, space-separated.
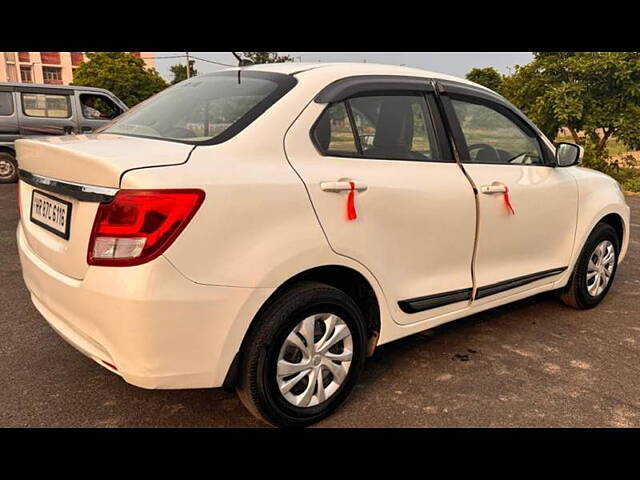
17 88 78 137
439 85 578 300
284 78 477 325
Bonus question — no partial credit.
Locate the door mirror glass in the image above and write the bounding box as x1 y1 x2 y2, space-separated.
556 142 583 167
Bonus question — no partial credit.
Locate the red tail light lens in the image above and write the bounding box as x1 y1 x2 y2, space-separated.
88 189 205 267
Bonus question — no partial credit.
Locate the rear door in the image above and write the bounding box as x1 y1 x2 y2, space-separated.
440 85 578 300
285 78 477 325
17 87 78 136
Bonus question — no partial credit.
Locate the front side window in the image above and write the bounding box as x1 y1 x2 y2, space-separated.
451 99 543 165
312 94 440 161
0 92 14 116
103 71 297 144
79 93 123 120
22 93 71 118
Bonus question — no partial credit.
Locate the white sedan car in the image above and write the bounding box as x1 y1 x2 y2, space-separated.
16 63 630 427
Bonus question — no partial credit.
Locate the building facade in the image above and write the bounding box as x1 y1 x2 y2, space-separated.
0 52 155 85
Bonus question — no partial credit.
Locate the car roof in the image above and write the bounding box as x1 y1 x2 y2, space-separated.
0 82 114 94
212 62 490 91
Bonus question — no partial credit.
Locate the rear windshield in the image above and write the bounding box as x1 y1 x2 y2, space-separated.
102 71 297 145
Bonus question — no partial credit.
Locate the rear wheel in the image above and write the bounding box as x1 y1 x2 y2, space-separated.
236 281 367 427
0 152 18 184
561 223 620 309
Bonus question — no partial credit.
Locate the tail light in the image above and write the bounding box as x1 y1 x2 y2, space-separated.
88 189 205 267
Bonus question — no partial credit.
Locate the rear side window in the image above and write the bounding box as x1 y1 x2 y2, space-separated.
312 94 440 161
0 92 14 116
22 93 71 118
103 71 297 145
312 102 358 154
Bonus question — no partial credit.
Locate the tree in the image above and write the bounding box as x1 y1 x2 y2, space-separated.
170 60 197 85
72 52 168 107
498 52 640 165
465 67 504 93
239 52 293 64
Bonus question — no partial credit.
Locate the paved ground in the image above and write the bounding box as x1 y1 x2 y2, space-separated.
1 183 639 427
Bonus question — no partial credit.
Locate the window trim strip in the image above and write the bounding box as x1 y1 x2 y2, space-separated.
19 169 118 203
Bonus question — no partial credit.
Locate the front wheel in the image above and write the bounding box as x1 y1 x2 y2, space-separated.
236 281 367 427
0 152 18 184
560 222 620 309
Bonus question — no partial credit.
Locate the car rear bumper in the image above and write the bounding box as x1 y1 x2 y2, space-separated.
17 222 273 389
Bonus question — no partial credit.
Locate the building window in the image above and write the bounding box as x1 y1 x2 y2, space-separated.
70 52 84 66
18 52 30 62
4 52 16 63
40 52 61 65
5 64 18 82
42 67 63 85
20 66 33 83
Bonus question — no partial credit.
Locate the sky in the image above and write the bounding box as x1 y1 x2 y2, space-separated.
154 52 534 82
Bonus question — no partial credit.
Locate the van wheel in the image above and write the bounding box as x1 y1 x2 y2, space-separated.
560 223 620 309
236 281 367 427
0 153 18 184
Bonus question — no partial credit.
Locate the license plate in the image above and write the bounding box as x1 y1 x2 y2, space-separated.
30 190 72 239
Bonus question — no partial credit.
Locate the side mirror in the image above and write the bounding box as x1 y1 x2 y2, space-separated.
556 142 584 167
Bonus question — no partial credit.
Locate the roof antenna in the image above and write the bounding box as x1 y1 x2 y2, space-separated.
232 52 254 67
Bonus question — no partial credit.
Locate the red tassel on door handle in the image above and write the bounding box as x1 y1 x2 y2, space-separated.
503 186 515 215
347 181 357 221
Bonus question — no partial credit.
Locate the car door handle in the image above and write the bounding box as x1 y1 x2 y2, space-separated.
81 127 93 132
320 181 367 193
480 184 508 194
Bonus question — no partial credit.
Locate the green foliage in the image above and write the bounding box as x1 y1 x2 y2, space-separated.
469 53 640 192
240 52 293 64
170 61 197 85
498 53 640 157
465 67 504 92
72 52 168 107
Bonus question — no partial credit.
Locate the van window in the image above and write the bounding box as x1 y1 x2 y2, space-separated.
0 92 14 116
79 93 123 120
102 71 297 145
22 93 71 118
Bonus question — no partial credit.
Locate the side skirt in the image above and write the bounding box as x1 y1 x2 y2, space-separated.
398 267 567 313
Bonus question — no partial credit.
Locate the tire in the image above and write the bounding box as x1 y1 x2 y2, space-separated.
560 222 620 309
0 152 18 184
236 281 367 427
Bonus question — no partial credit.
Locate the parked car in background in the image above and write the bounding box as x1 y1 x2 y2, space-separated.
0 83 127 183
15 63 630 427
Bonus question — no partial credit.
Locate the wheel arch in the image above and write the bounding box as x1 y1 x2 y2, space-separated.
223 264 382 390
0 145 16 157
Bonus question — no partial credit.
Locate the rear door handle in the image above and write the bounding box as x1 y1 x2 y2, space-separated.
320 181 367 193
81 127 93 133
481 184 507 194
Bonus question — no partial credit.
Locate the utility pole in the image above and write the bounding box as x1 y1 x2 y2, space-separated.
186 52 191 79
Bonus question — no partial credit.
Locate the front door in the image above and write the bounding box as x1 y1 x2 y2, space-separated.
285 89 477 325
445 94 578 299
